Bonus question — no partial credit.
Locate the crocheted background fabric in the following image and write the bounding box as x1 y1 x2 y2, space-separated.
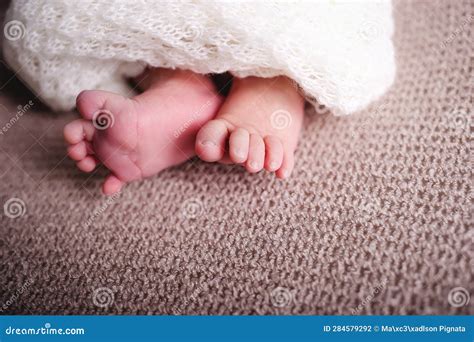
0 0 472 314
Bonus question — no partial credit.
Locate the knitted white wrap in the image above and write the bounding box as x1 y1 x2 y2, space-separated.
3 0 396 115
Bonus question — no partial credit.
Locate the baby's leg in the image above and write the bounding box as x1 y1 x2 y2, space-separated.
64 68 223 194
195 76 304 178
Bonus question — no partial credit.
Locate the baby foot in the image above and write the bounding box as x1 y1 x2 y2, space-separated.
195 76 305 178
64 69 223 195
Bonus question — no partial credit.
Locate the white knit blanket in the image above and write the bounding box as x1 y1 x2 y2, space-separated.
3 0 396 115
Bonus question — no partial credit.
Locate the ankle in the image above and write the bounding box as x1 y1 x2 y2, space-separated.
145 68 215 94
232 76 304 104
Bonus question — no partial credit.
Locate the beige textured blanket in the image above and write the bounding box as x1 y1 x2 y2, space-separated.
0 0 472 314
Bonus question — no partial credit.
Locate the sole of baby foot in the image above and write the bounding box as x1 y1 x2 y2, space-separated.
64 90 142 194
64 72 223 195
195 76 304 179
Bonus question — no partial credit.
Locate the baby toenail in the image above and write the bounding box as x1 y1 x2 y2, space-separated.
201 140 216 147
250 161 258 169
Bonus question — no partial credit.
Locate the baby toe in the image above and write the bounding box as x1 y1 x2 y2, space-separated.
195 119 229 162
229 128 250 164
264 136 284 172
102 174 124 195
67 141 88 161
64 119 95 144
76 156 98 173
276 150 295 179
246 134 265 173
76 90 126 120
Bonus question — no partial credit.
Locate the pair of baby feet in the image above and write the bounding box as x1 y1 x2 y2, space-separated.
64 68 304 195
